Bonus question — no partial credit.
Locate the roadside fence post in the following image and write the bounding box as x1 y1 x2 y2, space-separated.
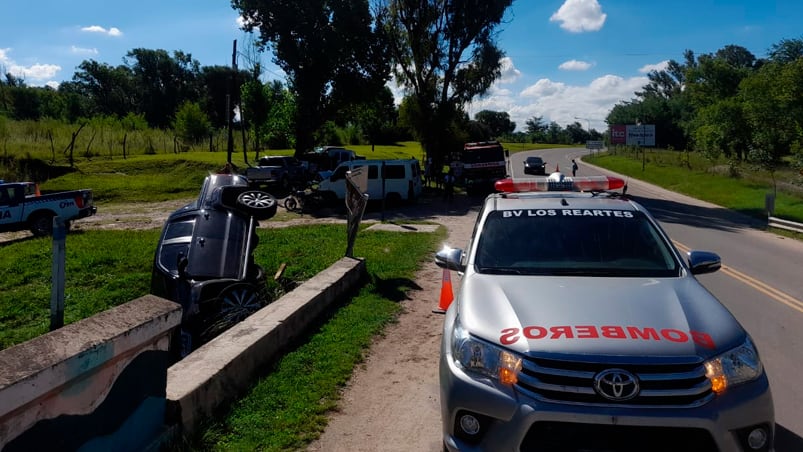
50 216 66 331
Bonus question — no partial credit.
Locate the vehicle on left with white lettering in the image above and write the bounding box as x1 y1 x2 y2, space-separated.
436 172 774 452
0 180 97 236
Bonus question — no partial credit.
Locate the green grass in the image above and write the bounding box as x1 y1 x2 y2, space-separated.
0 223 441 351
187 225 445 451
0 219 445 451
0 230 160 348
585 147 803 223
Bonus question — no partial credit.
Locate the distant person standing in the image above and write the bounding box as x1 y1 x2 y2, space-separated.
572 159 578 177
443 169 455 202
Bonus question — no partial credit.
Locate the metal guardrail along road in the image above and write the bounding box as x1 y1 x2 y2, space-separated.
768 216 803 234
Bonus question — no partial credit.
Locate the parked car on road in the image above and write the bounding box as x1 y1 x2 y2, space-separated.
436 172 774 452
522 156 547 175
150 173 277 358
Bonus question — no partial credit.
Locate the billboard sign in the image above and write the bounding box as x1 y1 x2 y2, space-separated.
609 124 656 146
609 125 627 145
626 124 655 146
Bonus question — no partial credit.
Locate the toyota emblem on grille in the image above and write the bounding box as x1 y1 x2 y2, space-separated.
594 369 639 401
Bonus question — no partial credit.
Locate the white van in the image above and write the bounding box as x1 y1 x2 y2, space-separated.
317 159 422 203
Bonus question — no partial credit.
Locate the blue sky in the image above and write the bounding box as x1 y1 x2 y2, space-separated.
2 0 801 132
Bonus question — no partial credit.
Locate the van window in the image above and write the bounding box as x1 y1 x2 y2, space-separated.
384 164 405 179
368 165 379 179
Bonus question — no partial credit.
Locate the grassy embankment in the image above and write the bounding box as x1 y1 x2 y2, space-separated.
1 142 449 450
582 146 803 225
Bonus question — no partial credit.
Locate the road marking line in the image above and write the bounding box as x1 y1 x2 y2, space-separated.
673 241 803 314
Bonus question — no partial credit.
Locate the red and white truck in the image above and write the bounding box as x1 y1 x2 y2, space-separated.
0 180 97 236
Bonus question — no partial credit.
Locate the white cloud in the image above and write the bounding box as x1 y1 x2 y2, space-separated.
468 70 648 132
81 25 123 37
71 46 99 56
15 63 62 81
550 0 607 33
0 48 61 83
521 79 566 97
639 60 669 73
498 57 521 84
558 59 593 71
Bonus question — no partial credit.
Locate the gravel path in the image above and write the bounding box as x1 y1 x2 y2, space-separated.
308 191 480 452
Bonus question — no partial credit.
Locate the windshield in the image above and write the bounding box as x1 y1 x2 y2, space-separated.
461 146 505 164
474 209 680 277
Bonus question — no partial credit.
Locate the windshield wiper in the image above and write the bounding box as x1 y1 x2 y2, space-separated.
477 267 523 275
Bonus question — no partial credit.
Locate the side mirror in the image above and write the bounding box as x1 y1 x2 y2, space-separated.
687 250 721 275
435 246 464 272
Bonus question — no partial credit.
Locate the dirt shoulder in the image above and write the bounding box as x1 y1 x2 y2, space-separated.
308 192 479 452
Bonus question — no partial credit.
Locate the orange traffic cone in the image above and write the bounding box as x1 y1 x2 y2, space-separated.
555 164 560 173
433 268 454 314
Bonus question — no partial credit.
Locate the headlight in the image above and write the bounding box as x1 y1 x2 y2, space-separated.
452 317 521 385
704 337 763 394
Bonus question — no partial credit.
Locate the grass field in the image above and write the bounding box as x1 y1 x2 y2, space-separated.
585 146 803 224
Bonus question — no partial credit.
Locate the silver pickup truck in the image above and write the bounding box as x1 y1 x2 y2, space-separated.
435 173 774 452
0 180 97 236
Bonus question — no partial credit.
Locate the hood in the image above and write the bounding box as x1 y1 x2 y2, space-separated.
459 273 746 359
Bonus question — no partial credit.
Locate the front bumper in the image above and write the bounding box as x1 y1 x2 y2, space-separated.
440 350 774 452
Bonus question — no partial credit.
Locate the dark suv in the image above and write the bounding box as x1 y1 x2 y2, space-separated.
150 173 277 358
523 155 547 175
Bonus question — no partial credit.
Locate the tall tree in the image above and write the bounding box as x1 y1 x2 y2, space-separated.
378 0 513 166
200 65 249 129
474 110 515 138
232 0 390 156
69 60 136 118
524 116 549 135
741 58 803 162
767 38 803 64
124 49 202 128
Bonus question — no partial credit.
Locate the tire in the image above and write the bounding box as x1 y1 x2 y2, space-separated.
236 190 278 220
29 213 54 237
283 196 299 212
201 282 266 341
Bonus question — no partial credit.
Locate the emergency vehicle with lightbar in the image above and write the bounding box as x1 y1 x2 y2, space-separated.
435 172 774 452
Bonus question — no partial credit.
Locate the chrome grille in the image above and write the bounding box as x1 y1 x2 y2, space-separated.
515 356 714 407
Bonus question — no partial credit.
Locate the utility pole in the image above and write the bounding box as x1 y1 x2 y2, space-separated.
226 39 237 164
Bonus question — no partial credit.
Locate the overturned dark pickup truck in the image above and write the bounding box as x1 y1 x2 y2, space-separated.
0 180 97 236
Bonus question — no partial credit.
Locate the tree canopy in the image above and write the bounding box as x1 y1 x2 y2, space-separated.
231 0 391 156
377 0 513 166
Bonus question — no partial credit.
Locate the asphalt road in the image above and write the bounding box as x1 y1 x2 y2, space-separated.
518 147 803 451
